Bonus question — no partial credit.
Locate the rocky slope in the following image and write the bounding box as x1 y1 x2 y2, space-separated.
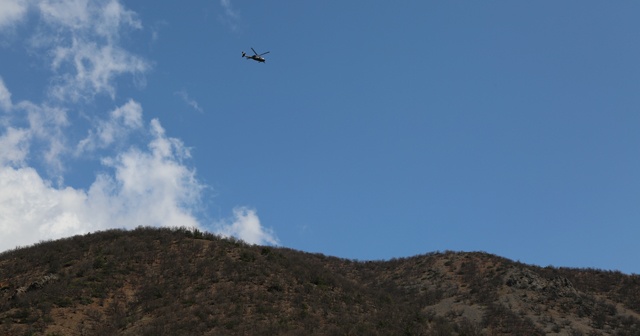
1 227 638 335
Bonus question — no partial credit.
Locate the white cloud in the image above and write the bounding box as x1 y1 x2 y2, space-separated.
18 101 69 176
0 0 29 29
37 0 140 36
0 91 69 176
112 99 143 128
77 99 143 153
49 39 149 101
0 0 280 252
27 0 150 102
0 166 88 248
38 0 90 30
0 77 12 111
215 207 279 246
0 127 30 166
1 79 71 171
0 118 204 251
93 119 203 228
96 0 142 39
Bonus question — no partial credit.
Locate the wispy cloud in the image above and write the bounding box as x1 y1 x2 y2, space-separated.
37 0 142 38
77 99 143 154
219 0 241 32
48 39 150 102
175 90 204 113
0 0 278 252
28 0 150 102
149 20 168 44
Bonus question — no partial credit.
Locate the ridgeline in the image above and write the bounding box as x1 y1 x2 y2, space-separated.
1 227 639 335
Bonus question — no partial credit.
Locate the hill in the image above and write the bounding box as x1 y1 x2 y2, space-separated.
1 227 639 335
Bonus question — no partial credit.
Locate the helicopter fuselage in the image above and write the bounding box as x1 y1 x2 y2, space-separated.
246 55 265 63
242 49 269 63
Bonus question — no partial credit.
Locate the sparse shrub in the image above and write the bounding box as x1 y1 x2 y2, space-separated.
239 251 256 262
1 227 639 335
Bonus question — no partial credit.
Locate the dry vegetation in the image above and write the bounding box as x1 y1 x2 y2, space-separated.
1 227 639 335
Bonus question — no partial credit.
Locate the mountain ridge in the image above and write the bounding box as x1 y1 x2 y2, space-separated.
1 227 639 335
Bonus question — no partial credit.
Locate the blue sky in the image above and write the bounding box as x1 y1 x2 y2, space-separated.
1 1 639 274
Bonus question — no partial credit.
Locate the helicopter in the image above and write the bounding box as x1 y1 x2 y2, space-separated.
242 48 270 63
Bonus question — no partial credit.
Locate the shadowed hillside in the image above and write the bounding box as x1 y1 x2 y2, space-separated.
1 227 639 335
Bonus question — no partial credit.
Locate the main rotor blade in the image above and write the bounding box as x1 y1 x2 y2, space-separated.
251 47 258 55
259 51 270 56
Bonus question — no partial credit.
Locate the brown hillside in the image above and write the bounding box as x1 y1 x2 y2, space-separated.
1 227 639 335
